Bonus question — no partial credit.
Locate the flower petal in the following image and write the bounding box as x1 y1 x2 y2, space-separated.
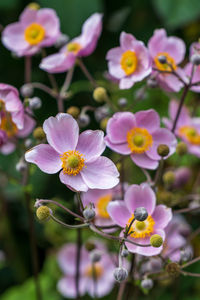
40 52 75 73
59 171 88 192
105 136 131 155
107 200 131 227
131 152 159 170
135 109 160 133
152 205 172 229
25 144 61 174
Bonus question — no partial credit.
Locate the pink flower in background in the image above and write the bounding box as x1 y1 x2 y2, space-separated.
40 13 102 73
2 6 60 57
162 215 192 262
172 167 191 189
25 113 119 192
106 32 152 89
57 241 116 298
148 29 186 92
0 84 35 154
163 100 200 157
184 42 200 93
105 110 177 170
107 183 172 256
82 183 128 229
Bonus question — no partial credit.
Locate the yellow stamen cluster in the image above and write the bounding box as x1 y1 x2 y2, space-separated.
120 50 138 76
154 52 177 72
60 150 85 176
85 263 104 279
96 194 112 218
127 127 153 154
24 23 45 45
0 113 18 138
67 42 82 54
127 214 155 238
179 125 200 145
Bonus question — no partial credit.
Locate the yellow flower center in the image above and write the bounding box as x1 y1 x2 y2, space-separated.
96 194 112 218
120 50 138 76
127 214 155 238
67 42 82 54
0 113 18 138
24 23 45 45
179 125 200 145
126 127 153 154
154 52 177 72
85 263 104 279
60 150 85 176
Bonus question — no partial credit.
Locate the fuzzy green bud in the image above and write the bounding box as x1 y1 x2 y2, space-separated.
67 106 80 118
150 234 163 248
165 262 180 277
36 206 51 221
157 144 170 157
176 142 188 155
100 117 109 131
33 127 46 140
93 87 108 103
85 242 96 252
163 171 175 185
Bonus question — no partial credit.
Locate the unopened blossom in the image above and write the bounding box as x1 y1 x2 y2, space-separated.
82 183 128 229
148 29 186 92
162 215 191 262
0 84 35 154
107 183 172 256
163 100 200 157
57 241 116 298
40 13 102 73
106 32 151 89
105 110 177 170
184 42 200 93
25 113 119 192
2 6 60 57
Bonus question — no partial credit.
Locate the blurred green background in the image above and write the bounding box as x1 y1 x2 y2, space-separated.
1 0 200 299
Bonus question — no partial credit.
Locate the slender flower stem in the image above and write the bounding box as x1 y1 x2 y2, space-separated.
25 56 32 83
117 282 126 300
30 82 58 99
153 158 164 187
78 59 98 88
181 256 200 269
174 205 200 214
50 215 88 229
35 199 84 221
57 67 74 112
75 228 82 300
180 270 200 278
76 192 84 212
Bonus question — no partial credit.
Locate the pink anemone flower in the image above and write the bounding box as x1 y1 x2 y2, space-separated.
148 29 186 92
106 32 152 89
184 42 200 93
107 183 172 256
0 83 35 154
163 100 200 157
57 241 116 298
25 113 119 192
40 13 102 73
105 110 177 170
82 183 128 230
2 6 60 57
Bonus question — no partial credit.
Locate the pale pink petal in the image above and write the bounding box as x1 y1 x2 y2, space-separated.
120 31 136 50
59 171 88 192
131 152 159 170
107 200 131 228
105 136 131 155
152 205 172 229
135 109 160 133
40 52 75 73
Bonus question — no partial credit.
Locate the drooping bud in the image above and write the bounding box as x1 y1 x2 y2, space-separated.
180 247 193 262
158 55 167 64
163 171 175 185
16 158 27 172
89 249 102 263
165 262 180 277
118 98 127 108
93 87 108 103
78 113 90 127
24 138 32 148
141 278 154 290
113 267 128 282
20 84 33 97
157 144 170 157
36 206 51 221
190 53 200 66
67 106 80 118
29 97 42 110
176 142 188 155
134 207 148 221
33 127 46 140
94 105 110 122
83 207 95 220
121 249 129 258
150 234 163 248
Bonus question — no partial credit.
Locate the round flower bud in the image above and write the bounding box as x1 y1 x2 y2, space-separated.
118 98 127 108
95 105 109 122
85 242 96 252
163 171 175 185
16 158 27 172
157 144 170 157
176 142 188 155
165 262 180 277
93 87 108 103
158 55 167 64
20 84 33 97
190 53 200 66
150 234 163 248
134 207 148 221
113 267 128 282
83 207 95 220
147 77 157 88
33 127 46 140
141 278 154 290
36 206 51 221
78 114 90 127
121 249 129 257
89 249 102 263
67 106 80 118
27 2 40 10
180 247 193 262
29 97 42 110
100 117 109 131
24 138 32 148
55 33 69 48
